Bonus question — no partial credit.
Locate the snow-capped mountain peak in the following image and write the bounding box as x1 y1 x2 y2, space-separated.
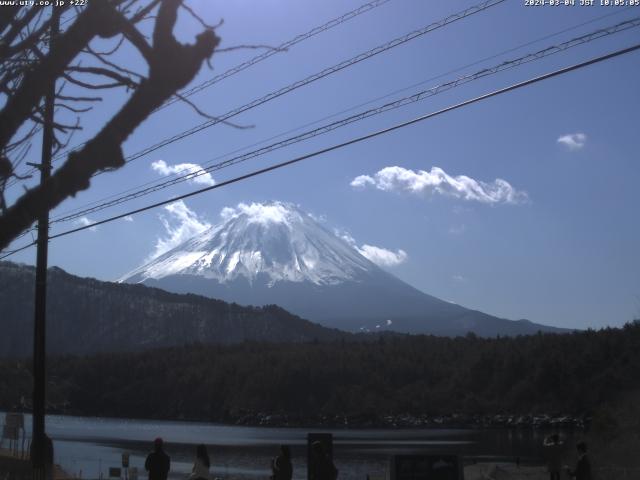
121 201 376 286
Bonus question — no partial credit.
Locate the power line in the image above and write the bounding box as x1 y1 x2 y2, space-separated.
47 16 640 225
162 0 393 109
47 8 637 224
119 0 506 166
3 41 638 259
8 0 393 186
50 0 506 176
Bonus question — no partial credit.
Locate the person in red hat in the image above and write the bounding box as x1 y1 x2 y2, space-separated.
145 438 170 480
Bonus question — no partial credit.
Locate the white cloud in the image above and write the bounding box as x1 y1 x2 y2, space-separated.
75 216 97 232
350 175 376 189
337 230 358 247
335 229 408 268
307 212 327 223
358 244 408 267
351 166 528 205
220 202 292 225
149 200 211 260
452 274 467 283
123 216 134 222
151 159 215 186
557 133 587 150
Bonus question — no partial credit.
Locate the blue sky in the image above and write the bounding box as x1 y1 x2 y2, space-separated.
5 0 640 329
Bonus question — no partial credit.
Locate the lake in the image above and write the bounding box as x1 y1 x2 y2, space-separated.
1 413 573 480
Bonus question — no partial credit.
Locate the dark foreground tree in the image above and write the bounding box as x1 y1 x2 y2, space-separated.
0 0 220 250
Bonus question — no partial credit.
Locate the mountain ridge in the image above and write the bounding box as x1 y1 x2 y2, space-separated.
0 261 346 358
121 201 567 337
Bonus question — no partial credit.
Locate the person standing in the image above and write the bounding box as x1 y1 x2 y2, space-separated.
145 438 170 480
310 441 337 480
565 441 592 480
189 444 210 480
543 433 563 480
271 445 292 480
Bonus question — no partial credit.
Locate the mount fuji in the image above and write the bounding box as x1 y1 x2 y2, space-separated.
121 202 563 337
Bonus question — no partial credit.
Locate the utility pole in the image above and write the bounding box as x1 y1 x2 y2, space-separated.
31 6 59 480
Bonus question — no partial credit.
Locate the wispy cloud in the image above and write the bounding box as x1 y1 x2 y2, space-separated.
452 274 467 283
448 224 466 235
123 216 134 222
75 216 97 232
358 244 408 267
337 230 408 267
351 166 528 205
149 200 211 260
557 133 587 150
151 159 215 186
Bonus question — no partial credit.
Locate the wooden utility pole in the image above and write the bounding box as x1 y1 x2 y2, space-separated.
31 7 59 480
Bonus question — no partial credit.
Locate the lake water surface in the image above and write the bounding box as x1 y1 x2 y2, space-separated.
1 413 571 480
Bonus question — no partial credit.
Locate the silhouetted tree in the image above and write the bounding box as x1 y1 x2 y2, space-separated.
0 0 221 250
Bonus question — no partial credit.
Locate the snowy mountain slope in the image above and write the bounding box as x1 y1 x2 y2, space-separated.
121 202 566 337
122 202 374 286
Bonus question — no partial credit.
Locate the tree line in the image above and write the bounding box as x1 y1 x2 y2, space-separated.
1 322 638 422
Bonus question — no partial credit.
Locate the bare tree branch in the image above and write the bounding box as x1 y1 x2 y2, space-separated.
0 0 220 250
84 45 145 79
0 1 119 151
65 66 139 88
62 73 132 90
173 91 253 129
0 12 56 62
179 2 220 30
0 6 21 34
54 103 93 114
86 34 125 56
129 0 162 24
56 94 103 102
0 8 40 59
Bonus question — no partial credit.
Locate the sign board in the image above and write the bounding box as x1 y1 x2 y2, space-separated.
109 467 122 478
307 433 334 480
390 455 463 480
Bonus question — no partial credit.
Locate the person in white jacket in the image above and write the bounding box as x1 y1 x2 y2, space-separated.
189 444 211 480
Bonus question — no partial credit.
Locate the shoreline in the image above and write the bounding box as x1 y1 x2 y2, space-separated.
3 409 589 431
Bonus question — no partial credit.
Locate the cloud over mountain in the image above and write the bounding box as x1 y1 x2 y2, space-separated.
220 202 292 225
337 230 407 267
150 200 211 260
357 244 407 267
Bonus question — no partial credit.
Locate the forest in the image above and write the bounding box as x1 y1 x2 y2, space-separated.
1 321 638 424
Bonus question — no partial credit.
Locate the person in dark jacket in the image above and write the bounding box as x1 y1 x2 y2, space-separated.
310 441 337 480
271 445 292 480
543 434 563 480
145 438 170 480
565 441 591 480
